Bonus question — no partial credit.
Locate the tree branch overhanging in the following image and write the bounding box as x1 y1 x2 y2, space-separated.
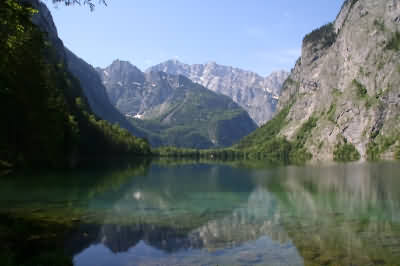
51 0 107 11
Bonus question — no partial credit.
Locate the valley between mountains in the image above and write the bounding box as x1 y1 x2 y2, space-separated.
95 59 288 148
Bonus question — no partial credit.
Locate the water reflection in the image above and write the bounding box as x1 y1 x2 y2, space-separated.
260 162 400 265
72 176 303 265
1 161 400 265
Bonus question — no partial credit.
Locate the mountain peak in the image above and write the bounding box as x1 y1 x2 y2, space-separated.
147 60 289 125
109 59 139 70
205 61 217 66
169 58 184 64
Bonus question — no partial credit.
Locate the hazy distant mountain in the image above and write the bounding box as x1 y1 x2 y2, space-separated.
148 60 289 125
97 60 257 148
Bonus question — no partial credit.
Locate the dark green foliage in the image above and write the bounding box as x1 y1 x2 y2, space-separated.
293 116 318 149
373 19 385 32
365 96 378 109
1 0 70 168
285 116 318 163
352 79 367 97
0 214 74 266
155 147 247 161
237 104 291 149
51 0 106 11
351 80 377 108
318 141 324 150
129 100 255 149
248 137 293 162
327 103 337 123
386 31 400 51
332 88 342 96
0 0 150 169
233 106 317 164
303 23 337 49
367 135 398 160
367 142 380 161
155 106 301 163
333 140 360 162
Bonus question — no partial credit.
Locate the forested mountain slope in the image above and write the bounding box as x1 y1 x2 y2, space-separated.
0 0 150 169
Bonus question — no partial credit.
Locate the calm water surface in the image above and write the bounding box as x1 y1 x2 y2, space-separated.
1 160 400 265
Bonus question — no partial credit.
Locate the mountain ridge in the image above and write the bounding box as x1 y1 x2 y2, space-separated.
97 60 258 148
148 60 289 125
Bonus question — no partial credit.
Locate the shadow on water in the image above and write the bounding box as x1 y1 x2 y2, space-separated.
0 157 151 266
1 160 400 265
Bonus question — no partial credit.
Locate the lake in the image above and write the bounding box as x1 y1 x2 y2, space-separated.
1 159 400 265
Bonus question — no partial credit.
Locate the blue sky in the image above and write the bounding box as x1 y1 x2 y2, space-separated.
48 0 344 76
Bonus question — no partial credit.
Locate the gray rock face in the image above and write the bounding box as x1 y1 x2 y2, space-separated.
65 52 144 137
148 60 289 126
97 60 257 148
278 0 400 161
97 60 153 116
27 0 140 136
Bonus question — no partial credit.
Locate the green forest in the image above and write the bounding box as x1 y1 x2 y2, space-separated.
0 0 150 169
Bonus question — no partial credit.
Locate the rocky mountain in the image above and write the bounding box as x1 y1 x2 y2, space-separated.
64 50 144 137
239 0 400 162
148 60 289 125
97 60 257 148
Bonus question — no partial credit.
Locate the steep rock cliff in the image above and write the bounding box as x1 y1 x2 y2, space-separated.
275 0 400 161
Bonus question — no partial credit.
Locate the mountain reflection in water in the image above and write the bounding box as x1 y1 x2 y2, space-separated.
1 161 400 265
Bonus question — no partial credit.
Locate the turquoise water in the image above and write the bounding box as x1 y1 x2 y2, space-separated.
1 160 400 265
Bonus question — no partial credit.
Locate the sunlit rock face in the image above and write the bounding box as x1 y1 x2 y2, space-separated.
148 60 289 126
277 0 400 161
